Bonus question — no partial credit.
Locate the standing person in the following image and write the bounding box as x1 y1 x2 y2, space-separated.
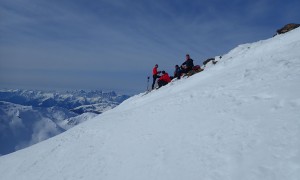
181 54 194 73
157 71 171 88
152 64 161 89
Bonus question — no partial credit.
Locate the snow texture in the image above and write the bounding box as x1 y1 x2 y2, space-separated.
0 28 300 180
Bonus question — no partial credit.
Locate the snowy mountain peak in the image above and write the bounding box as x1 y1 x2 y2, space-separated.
1 29 300 180
0 89 130 114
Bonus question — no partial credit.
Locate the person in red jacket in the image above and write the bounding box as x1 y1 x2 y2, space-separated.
157 71 171 88
152 64 161 89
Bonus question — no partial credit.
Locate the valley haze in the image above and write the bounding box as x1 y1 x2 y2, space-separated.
0 89 130 155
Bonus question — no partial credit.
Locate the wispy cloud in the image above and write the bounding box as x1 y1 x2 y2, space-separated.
1 0 299 93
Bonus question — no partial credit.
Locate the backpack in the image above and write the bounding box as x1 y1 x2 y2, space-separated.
192 65 201 70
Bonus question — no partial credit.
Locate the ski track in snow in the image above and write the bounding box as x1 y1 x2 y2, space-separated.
0 29 300 180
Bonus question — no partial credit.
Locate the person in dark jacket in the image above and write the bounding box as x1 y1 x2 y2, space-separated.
157 71 171 88
152 64 161 89
174 65 182 79
181 54 194 73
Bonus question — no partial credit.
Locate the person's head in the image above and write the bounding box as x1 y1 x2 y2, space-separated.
175 65 179 68
186 54 190 60
162 70 166 74
155 64 158 68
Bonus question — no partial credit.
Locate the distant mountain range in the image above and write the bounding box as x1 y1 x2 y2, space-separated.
0 89 130 155
0 101 98 155
0 89 130 114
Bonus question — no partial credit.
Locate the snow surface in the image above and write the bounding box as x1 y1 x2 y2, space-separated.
0 29 300 180
58 112 98 130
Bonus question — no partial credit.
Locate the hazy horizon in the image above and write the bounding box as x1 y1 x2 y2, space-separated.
1 0 299 94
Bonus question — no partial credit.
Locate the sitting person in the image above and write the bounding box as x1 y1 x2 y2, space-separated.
181 54 194 73
174 65 182 79
157 71 171 88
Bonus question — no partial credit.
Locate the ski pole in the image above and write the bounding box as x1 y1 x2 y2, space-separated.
147 76 150 91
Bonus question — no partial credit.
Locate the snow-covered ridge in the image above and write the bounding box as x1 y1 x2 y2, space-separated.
0 29 299 180
0 89 130 114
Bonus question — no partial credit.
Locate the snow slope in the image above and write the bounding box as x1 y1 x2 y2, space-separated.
58 112 97 130
0 29 300 180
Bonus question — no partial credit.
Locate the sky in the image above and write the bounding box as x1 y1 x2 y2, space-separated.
0 0 299 94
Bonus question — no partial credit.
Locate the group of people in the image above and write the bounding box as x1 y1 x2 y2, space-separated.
152 54 195 90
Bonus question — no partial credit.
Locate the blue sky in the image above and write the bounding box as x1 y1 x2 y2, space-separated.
1 0 299 94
